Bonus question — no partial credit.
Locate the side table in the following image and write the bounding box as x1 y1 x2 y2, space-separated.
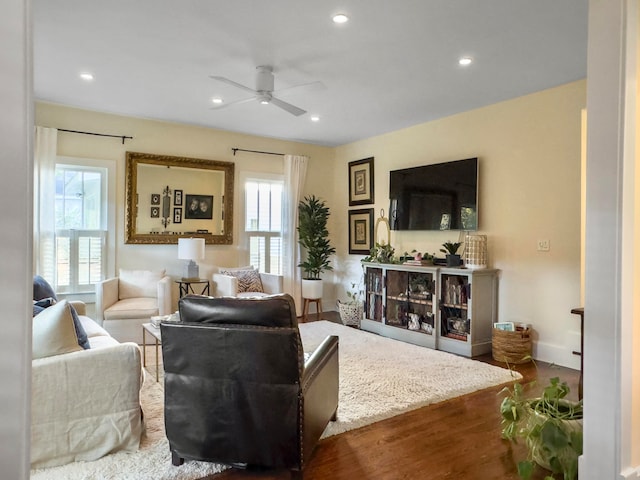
175 278 210 298
142 323 162 382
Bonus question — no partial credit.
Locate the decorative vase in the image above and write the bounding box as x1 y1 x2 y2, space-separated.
302 279 323 299
464 234 488 269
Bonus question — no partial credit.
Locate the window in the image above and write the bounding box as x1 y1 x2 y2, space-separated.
244 178 283 274
54 164 107 294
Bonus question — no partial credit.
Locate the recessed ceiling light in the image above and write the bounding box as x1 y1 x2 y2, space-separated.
332 13 349 24
458 57 473 66
310 115 320 122
211 97 223 104
79 72 94 81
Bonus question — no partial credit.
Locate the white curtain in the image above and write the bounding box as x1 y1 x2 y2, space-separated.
283 154 308 315
33 127 58 283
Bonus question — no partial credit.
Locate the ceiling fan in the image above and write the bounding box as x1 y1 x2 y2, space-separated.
209 65 319 117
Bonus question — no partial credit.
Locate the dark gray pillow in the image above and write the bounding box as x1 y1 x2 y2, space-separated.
68 303 90 350
33 275 57 302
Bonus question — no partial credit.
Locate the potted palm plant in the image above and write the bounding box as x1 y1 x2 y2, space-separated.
440 241 462 267
500 375 583 480
297 195 336 299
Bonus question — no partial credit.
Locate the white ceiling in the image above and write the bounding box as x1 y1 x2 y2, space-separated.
33 1 588 147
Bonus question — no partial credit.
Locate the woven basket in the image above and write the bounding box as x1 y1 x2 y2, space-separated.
492 327 532 364
337 300 363 328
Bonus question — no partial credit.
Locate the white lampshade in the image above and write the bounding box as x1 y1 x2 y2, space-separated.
178 238 205 261
178 238 205 280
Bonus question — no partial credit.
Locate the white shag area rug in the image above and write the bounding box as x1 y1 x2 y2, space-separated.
31 320 520 480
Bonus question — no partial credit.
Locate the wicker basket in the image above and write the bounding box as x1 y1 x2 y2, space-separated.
492 327 532 364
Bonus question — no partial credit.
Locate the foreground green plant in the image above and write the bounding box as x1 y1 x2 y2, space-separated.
500 374 583 480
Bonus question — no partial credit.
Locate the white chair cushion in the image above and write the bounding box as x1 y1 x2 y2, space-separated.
118 269 165 299
103 297 159 320
32 300 83 359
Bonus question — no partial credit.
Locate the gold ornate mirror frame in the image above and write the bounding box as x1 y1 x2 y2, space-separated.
125 151 234 244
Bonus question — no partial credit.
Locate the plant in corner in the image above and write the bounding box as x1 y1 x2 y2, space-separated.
500 375 583 480
440 241 462 267
297 195 336 299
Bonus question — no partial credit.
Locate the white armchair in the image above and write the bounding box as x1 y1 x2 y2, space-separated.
95 269 172 344
212 266 283 298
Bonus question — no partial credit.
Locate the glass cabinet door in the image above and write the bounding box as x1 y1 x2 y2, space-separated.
365 267 383 322
439 273 470 341
386 269 435 335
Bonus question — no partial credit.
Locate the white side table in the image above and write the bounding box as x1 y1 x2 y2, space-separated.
142 323 162 382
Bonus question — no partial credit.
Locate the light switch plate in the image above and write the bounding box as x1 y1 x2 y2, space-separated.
537 239 550 252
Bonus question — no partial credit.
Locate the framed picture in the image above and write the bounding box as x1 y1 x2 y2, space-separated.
174 189 183 206
348 208 374 254
173 207 182 224
150 206 160 218
151 193 161 205
184 194 214 220
348 157 374 206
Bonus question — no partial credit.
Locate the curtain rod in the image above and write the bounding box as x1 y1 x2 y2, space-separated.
232 148 284 157
58 128 133 144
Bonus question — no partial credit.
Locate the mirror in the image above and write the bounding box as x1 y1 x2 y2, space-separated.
125 151 234 244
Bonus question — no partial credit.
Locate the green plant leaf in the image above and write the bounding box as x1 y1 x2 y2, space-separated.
570 431 583 456
540 421 570 451
517 460 534 480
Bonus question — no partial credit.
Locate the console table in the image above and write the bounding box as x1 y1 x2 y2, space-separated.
362 262 498 357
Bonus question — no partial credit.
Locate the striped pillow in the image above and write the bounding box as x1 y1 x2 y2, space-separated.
220 268 264 293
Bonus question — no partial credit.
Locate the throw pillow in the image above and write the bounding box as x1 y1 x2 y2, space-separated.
33 275 58 302
32 300 83 359
68 303 91 350
119 269 166 299
220 268 264 293
32 299 90 350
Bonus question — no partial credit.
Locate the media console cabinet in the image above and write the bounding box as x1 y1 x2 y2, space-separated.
362 262 498 357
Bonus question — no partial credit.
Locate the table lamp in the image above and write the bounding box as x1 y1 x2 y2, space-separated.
178 237 205 280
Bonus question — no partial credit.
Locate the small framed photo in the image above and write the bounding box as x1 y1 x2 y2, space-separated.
348 208 374 254
150 206 160 218
184 194 213 220
173 207 182 224
174 189 183 206
494 321 515 332
348 157 374 206
151 193 161 205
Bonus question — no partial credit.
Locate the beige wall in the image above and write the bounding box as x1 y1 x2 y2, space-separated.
35 102 335 308
334 80 586 368
37 79 585 368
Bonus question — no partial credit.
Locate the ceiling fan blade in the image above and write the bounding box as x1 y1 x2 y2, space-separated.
270 96 306 116
209 75 257 94
274 80 325 97
209 97 255 110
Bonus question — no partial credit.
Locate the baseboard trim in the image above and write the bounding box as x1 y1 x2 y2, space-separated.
532 340 581 370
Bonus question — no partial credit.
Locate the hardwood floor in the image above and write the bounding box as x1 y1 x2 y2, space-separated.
160 312 580 480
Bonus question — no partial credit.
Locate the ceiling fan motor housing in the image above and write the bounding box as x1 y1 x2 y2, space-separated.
256 65 274 93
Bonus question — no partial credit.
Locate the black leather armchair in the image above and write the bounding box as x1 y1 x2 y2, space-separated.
160 293 339 479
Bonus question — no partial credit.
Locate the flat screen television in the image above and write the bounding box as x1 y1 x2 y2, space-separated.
389 157 478 231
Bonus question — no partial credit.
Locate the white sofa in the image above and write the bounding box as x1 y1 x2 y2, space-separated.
95 269 172 344
31 300 143 468
211 266 283 297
